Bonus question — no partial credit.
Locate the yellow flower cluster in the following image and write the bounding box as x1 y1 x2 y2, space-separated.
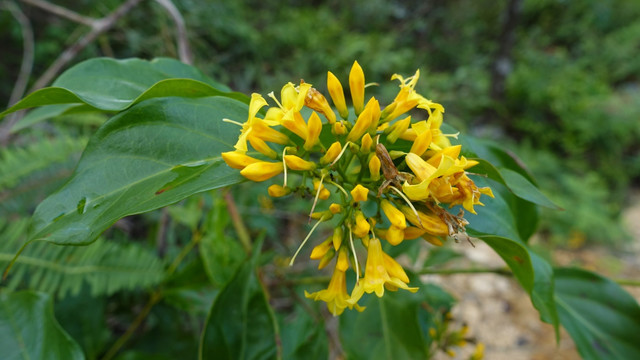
222 61 493 316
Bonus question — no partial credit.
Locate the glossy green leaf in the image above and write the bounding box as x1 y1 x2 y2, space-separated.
28 96 245 246
0 291 84 360
0 58 247 119
339 284 431 360
555 268 640 360
199 240 279 360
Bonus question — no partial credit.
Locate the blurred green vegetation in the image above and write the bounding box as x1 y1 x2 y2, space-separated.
3 0 639 243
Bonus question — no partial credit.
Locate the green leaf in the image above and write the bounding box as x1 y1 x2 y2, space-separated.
0 291 85 360
499 168 560 209
199 240 279 360
339 285 431 360
279 307 328 360
0 58 248 119
555 267 640 360
28 96 245 246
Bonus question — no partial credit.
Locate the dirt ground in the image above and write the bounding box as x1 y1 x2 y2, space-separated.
428 194 640 360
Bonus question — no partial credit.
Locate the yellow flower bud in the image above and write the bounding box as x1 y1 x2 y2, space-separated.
409 129 432 156
248 135 277 158
313 178 330 200
336 246 349 272
304 111 323 150
368 154 381 181
350 184 369 202
367 98 381 133
347 105 372 142
320 141 342 165
318 248 336 269
310 236 333 260
380 200 406 229
353 211 370 238
240 161 284 182
403 226 427 240
361 133 373 154
284 155 316 171
267 184 291 197
221 151 261 170
332 121 347 136
349 60 365 115
305 87 336 124
332 226 343 250
327 71 349 119
385 116 411 143
397 205 449 236
386 225 405 245
329 203 342 214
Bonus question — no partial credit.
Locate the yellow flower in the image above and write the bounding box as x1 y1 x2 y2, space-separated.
385 116 411 143
348 236 418 302
320 141 342 165
221 151 261 170
360 133 373 154
284 155 316 171
239 161 284 182
347 104 373 142
305 86 336 124
304 111 323 150
267 184 290 197
380 200 406 229
305 249 364 316
349 60 365 115
368 154 381 181
233 93 269 153
398 205 449 237
353 210 370 238
327 71 349 119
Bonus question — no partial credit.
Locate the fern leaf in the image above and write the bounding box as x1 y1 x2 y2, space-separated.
0 218 166 298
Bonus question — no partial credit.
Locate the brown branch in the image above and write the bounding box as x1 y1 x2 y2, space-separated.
154 0 192 64
20 0 96 26
0 1 34 145
27 0 145 93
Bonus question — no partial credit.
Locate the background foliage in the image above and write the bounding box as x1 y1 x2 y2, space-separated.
1 0 640 359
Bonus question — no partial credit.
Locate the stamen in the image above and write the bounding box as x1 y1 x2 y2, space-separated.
282 147 288 187
330 141 353 166
289 218 325 266
308 174 326 223
445 132 460 139
267 91 283 109
222 118 244 126
349 226 360 284
389 186 423 228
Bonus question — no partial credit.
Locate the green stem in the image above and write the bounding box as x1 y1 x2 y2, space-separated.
613 278 640 287
223 191 252 254
418 267 512 276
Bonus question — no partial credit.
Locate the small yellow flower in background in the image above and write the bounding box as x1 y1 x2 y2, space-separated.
221 61 492 315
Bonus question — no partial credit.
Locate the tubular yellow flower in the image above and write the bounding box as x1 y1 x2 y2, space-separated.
385 225 405 245
426 145 462 167
369 154 381 181
304 264 364 316
349 60 365 115
348 236 418 302
221 151 261 170
240 161 284 182
250 121 290 145
381 200 406 229
347 105 372 142
385 116 411 143
267 184 291 197
284 155 316 171
327 71 349 119
351 184 369 202
305 86 336 124
304 111 323 150
321 141 342 165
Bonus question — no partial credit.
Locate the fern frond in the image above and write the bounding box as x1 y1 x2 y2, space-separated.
0 218 166 299
0 135 88 189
